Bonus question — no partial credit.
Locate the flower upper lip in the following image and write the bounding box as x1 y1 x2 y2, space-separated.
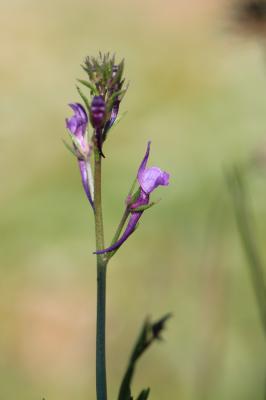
137 141 170 195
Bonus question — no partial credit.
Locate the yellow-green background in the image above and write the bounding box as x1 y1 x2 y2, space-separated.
1 0 266 399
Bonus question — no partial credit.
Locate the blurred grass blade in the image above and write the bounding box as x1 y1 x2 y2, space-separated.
227 165 266 336
117 314 171 400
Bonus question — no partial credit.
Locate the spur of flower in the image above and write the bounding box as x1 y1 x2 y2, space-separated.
95 141 170 254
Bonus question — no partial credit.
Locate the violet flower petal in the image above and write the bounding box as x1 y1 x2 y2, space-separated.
137 141 169 194
138 167 170 194
69 103 88 123
137 141 151 183
66 103 88 150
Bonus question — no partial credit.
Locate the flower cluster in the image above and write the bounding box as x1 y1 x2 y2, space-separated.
83 53 127 157
65 53 127 209
65 53 170 254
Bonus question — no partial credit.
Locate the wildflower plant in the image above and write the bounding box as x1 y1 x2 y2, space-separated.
65 53 170 400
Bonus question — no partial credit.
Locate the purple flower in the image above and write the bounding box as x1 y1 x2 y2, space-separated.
95 142 169 254
66 103 94 209
66 103 88 153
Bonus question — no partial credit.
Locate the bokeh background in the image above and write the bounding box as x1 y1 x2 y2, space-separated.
1 0 266 399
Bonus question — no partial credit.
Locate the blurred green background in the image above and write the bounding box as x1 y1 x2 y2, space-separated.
1 0 266 399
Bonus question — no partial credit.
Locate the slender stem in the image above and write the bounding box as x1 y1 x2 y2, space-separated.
96 260 107 400
94 149 108 400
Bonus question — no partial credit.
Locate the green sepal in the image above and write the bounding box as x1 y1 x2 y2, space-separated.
66 131 85 159
62 139 76 157
126 188 141 207
128 177 138 198
102 56 112 81
112 59 124 86
68 131 80 149
135 388 150 400
76 85 90 113
77 79 98 96
132 199 161 213
81 64 94 81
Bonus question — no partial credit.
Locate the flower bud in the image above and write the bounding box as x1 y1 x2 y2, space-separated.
90 96 106 129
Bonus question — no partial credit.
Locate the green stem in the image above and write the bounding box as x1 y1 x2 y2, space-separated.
106 178 138 261
94 149 108 400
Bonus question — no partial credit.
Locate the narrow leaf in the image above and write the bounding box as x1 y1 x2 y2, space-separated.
132 199 161 213
77 79 98 95
76 85 90 112
117 314 171 400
